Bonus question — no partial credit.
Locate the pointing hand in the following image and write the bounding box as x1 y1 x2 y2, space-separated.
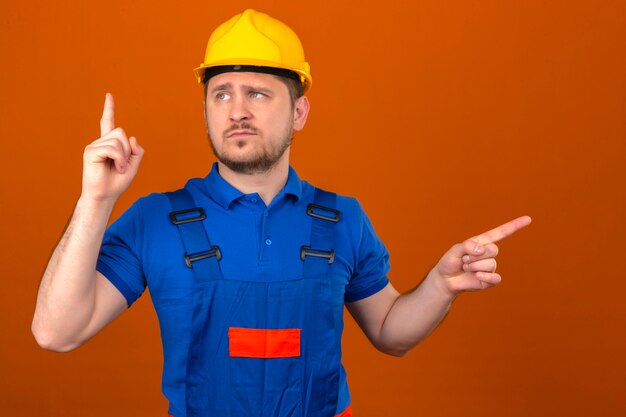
434 216 532 295
81 93 144 203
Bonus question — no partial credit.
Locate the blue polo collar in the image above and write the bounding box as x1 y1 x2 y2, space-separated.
203 162 303 209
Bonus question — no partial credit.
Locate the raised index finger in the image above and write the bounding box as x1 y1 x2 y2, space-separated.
473 215 532 245
100 93 115 136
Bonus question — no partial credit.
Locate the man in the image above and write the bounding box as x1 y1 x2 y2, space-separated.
32 9 531 417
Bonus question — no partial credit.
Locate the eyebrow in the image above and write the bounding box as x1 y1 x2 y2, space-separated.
210 82 273 95
210 82 233 95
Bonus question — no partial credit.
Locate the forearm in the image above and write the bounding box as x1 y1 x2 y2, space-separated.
32 197 115 351
378 270 455 356
350 216 531 357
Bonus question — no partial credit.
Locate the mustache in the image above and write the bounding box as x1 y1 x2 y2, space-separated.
224 122 259 137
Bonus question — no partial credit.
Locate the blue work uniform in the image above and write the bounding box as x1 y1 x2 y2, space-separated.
97 163 390 417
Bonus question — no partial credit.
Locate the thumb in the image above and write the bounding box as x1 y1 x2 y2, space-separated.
128 136 145 168
129 136 144 156
448 239 485 261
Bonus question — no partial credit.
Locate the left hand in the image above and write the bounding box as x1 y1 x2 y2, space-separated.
434 216 532 295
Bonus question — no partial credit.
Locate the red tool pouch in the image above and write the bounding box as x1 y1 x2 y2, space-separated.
228 327 301 358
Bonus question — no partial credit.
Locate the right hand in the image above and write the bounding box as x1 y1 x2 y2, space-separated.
81 93 144 203
431 215 532 296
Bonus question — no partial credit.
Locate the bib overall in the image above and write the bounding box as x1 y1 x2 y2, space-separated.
167 188 352 417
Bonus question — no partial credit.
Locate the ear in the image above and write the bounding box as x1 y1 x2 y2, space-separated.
292 95 310 132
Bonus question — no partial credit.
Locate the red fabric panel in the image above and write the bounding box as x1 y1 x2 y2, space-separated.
228 327 301 358
335 405 353 416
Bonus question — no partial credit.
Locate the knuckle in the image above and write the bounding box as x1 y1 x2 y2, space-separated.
112 127 127 138
84 140 100 153
463 240 476 253
452 242 465 254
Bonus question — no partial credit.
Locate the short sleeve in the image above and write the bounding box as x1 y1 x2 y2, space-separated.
344 204 390 303
96 200 147 307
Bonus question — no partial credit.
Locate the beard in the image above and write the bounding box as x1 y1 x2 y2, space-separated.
208 121 293 174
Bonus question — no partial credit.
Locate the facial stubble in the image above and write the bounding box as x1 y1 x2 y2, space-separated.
207 121 294 175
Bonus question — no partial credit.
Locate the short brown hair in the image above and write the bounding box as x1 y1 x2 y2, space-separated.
280 76 304 105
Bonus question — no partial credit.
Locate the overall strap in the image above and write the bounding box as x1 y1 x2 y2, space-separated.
302 187 342 416
301 188 340 278
166 189 223 282
167 189 226 417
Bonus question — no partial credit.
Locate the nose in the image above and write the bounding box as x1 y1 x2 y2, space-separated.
229 96 252 122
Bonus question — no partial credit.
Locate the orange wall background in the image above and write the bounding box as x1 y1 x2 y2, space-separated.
1 1 625 416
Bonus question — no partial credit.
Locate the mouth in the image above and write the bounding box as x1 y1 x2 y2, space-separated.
226 129 257 138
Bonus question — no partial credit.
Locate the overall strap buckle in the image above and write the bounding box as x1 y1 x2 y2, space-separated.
185 246 222 268
307 203 341 222
170 207 206 225
300 245 335 264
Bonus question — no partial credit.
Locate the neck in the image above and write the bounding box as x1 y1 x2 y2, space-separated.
217 154 290 206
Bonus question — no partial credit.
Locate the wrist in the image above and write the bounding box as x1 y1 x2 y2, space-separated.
75 195 116 220
425 268 459 303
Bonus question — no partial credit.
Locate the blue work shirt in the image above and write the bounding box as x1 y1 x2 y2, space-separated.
97 163 390 415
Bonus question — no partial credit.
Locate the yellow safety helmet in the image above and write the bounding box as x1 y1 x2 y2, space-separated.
194 9 312 92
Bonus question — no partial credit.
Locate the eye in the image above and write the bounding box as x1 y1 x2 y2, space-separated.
216 92 230 101
250 91 267 99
